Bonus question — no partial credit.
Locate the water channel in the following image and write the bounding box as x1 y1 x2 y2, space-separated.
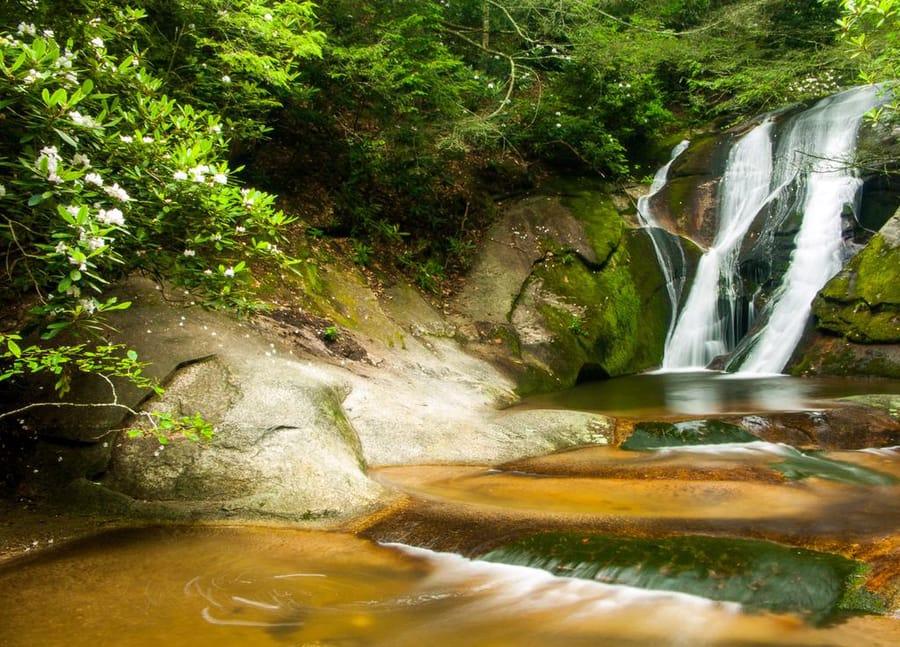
1 371 899 646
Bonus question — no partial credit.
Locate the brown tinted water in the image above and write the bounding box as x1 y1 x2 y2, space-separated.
1 525 899 647
1 373 899 646
518 371 900 417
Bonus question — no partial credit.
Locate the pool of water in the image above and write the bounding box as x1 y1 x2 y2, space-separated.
1 525 899 647
519 371 900 416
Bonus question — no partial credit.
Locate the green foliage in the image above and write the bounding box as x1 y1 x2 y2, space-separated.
0 6 309 436
321 325 340 343
830 0 900 122
0 333 158 398
127 411 214 444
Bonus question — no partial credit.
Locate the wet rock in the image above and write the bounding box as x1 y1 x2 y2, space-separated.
812 210 900 344
737 405 900 450
621 419 757 451
480 532 881 624
454 185 674 393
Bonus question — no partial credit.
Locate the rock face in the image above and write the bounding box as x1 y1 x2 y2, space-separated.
12 277 614 524
793 210 900 377
813 211 900 342
451 180 674 393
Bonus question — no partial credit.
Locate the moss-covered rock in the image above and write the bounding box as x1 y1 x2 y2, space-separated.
791 211 900 377
622 419 758 450
511 226 671 392
480 532 883 624
455 184 678 395
813 218 900 343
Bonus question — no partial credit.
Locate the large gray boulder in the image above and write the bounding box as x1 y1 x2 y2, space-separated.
30 277 615 523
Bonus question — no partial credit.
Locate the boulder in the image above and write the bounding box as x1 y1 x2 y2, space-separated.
11 276 614 523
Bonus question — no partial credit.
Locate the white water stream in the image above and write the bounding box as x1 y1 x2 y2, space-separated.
663 120 775 369
636 139 690 347
643 85 888 373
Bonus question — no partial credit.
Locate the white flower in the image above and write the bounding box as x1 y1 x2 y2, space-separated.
263 13 273 21
90 37 104 49
87 237 105 251
17 23 36 37
142 136 154 144
39 145 59 161
84 172 103 186
23 69 44 84
72 153 91 167
210 124 222 134
203 269 213 276
223 267 235 278
54 241 68 254
221 75 231 83
103 183 130 202
555 123 562 128
42 29 54 38
211 173 227 185
183 249 196 257
66 205 81 218
173 170 188 181
97 207 125 226
79 298 97 314
189 165 209 182
119 135 133 143
235 225 246 233
487 82 494 89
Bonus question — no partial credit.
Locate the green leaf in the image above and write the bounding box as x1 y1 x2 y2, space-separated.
126 350 138 361
6 339 21 358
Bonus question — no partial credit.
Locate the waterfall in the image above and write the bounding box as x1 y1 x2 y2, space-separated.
662 120 775 369
734 86 881 373
651 85 888 374
636 140 690 346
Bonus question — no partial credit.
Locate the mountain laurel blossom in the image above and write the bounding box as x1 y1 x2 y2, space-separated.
103 183 130 202
97 207 125 226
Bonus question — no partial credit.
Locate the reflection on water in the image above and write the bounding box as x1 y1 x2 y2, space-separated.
520 371 900 416
0 526 898 647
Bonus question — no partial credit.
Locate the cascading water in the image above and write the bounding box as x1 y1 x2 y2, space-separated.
733 85 883 373
662 120 775 369
636 140 690 346
645 85 889 374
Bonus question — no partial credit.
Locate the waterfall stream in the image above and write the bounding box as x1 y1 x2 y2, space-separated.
636 140 690 350
641 85 888 374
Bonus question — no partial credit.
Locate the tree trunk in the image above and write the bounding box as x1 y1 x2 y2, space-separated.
482 0 490 49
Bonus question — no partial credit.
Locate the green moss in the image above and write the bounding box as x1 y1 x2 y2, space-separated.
792 341 900 379
814 233 900 343
481 533 881 624
622 419 757 450
515 223 670 392
821 234 900 305
560 190 624 263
